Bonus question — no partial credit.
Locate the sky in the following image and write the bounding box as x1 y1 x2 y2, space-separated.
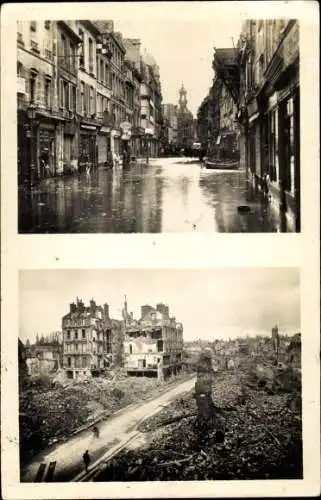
100 2 246 116
19 268 300 343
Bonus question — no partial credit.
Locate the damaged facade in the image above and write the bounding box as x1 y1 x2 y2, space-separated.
123 302 184 379
61 297 123 379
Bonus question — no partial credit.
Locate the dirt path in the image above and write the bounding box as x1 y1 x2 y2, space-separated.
21 376 196 483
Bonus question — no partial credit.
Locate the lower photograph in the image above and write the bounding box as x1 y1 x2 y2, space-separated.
18 268 302 483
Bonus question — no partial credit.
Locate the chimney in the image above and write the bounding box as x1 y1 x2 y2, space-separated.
141 305 154 319
89 299 96 315
70 302 77 313
156 303 169 317
93 20 114 34
104 303 110 321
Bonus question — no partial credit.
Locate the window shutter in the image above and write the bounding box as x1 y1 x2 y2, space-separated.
93 88 96 115
76 85 81 115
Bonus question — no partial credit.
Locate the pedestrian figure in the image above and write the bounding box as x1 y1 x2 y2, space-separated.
92 426 100 438
83 450 91 473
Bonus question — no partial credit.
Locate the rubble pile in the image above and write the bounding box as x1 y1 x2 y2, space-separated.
19 371 190 463
95 370 302 481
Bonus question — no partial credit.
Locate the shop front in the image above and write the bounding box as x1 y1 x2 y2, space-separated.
38 122 56 180
79 123 98 173
18 110 30 186
63 121 78 174
97 126 111 166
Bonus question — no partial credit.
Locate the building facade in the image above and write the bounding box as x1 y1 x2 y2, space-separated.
123 303 184 379
162 103 178 154
62 297 123 379
17 20 61 185
238 19 300 231
17 19 164 186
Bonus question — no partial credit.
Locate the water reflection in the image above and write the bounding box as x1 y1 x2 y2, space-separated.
19 159 286 233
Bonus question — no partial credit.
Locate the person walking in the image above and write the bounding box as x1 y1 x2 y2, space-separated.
82 450 91 473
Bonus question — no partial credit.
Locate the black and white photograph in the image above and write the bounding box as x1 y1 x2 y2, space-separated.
16 9 300 233
18 268 302 483
1 2 320 499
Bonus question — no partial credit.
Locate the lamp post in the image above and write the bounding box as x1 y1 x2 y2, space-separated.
27 105 37 187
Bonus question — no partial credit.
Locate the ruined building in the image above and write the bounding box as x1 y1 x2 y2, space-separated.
62 297 123 379
123 301 184 379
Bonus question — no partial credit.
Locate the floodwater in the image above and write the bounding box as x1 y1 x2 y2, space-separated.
18 158 285 233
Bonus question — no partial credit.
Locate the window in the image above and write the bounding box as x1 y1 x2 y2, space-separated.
78 29 84 67
30 21 37 32
70 85 76 111
61 34 67 59
70 42 76 72
67 357 71 367
100 60 104 82
129 344 133 354
90 86 94 115
75 330 78 339
62 80 69 109
82 329 86 339
80 81 85 114
89 38 93 71
29 72 37 104
82 357 86 368
44 20 51 30
44 77 51 108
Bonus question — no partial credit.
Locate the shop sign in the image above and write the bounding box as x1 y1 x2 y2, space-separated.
120 121 132 131
100 126 110 133
17 77 26 94
121 130 132 140
81 124 96 131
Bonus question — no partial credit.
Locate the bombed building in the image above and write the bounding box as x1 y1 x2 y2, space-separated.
62 297 123 379
123 302 184 379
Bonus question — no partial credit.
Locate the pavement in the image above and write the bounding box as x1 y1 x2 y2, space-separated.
20 376 196 483
18 157 288 233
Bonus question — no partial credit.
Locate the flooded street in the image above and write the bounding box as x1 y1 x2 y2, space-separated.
19 157 285 233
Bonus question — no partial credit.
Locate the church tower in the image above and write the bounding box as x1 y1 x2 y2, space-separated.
179 84 188 112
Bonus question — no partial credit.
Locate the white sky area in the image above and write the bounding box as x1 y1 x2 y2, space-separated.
19 269 300 343
113 12 243 117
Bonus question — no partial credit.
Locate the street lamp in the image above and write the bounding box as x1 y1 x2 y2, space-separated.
27 104 37 186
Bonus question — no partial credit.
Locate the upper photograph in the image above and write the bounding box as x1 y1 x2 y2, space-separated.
17 15 300 233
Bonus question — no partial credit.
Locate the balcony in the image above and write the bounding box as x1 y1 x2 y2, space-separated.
44 48 53 61
17 32 24 46
30 40 40 54
89 62 94 76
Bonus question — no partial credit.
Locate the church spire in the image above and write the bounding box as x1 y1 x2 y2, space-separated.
179 84 188 111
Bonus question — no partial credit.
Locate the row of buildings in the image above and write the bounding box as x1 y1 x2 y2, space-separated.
61 297 183 380
197 19 300 231
17 19 164 186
